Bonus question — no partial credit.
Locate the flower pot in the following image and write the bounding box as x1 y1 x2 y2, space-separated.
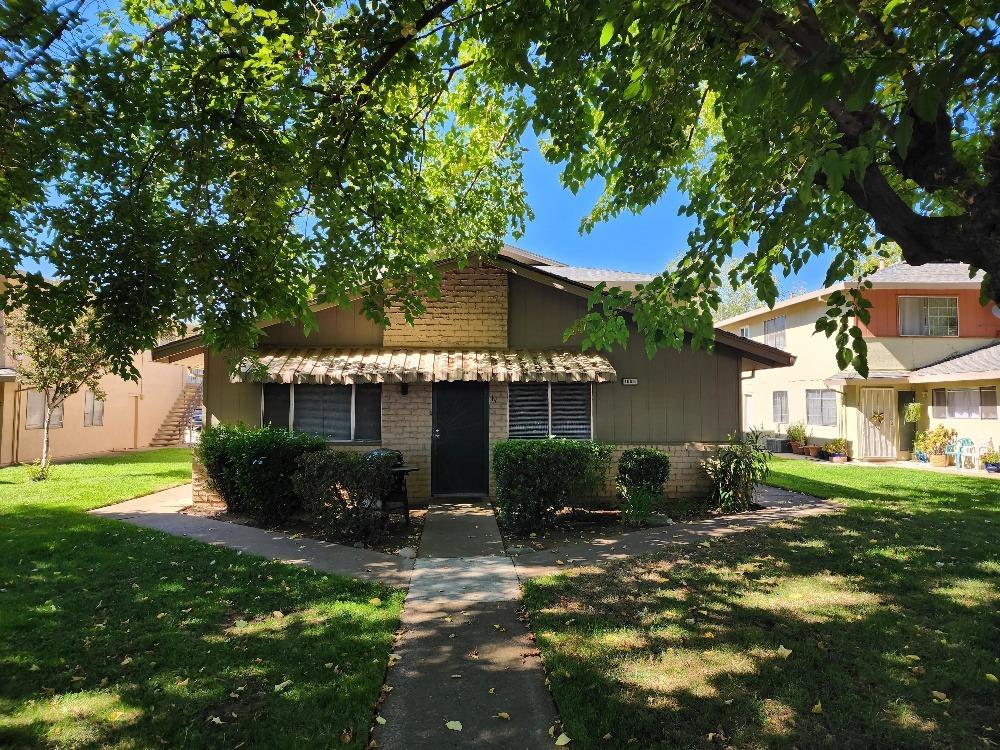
804 445 821 458
986 463 999 473
929 454 948 468
830 454 848 463
792 444 803 454
898 451 911 461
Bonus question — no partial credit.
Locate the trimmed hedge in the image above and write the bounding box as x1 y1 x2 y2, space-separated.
291 450 397 543
197 425 326 523
616 447 670 525
492 439 613 531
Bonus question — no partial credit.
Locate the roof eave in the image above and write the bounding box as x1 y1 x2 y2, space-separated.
909 370 1000 384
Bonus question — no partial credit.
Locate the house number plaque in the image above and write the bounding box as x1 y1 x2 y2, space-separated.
622 378 639 386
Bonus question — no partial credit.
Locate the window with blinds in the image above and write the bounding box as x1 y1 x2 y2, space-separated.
26 390 62 429
805 389 836 426
772 391 789 423
263 383 381 440
84 390 104 427
931 387 998 419
763 316 786 348
898 297 959 336
509 383 592 439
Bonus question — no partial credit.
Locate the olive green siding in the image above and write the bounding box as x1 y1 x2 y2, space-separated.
204 350 262 427
261 300 383 347
509 274 740 443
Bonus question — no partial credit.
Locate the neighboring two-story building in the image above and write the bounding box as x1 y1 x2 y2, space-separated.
717 263 1000 460
0 311 201 466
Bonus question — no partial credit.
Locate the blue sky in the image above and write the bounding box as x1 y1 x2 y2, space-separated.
512 138 831 293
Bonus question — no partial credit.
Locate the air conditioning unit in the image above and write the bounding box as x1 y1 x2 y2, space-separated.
765 437 788 453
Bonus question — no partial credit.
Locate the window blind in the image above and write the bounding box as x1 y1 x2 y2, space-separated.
26 390 62 428
550 383 592 439
508 383 549 438
981 387 998 420
931 388 947 418
899 297 958 336
293 384 351 440
763 317 786 348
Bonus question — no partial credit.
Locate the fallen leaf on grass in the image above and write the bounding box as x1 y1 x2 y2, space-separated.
496 712 510 720
555 733 571 746
375 716 386 725
776 645 792 659
445 720 462 731
811 702 823 714
931 690 948 702
274 680 292 692
986 673 998 683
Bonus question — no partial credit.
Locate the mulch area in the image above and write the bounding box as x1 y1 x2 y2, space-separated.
498 497 730 553
182 501 425 555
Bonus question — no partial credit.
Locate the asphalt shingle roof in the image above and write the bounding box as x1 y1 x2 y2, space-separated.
867 262 984 285
535 264 655 287
912 342 1000 377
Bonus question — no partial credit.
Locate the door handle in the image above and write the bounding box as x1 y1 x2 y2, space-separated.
433 428 441 439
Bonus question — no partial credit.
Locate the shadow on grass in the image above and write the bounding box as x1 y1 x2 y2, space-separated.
0 506 401 749
524 475 1000 750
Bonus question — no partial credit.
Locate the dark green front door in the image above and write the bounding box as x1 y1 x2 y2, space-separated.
431 382 489 495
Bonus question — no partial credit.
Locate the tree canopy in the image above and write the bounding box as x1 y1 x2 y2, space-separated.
3 1 999 375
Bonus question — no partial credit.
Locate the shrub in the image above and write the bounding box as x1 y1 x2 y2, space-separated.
291 450 398 543
702 430 771 512
825 437 849 456
492 439 613 531
197 425 327 523
25 460 50 482
921 425 957 455
616 448 670 525
786 422 807 444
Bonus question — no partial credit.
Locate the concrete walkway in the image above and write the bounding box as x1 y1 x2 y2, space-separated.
513 485 838 579
373 502 559 750
91 485 412 586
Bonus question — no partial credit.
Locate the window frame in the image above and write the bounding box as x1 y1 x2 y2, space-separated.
738 325 750 338
762 316 786 349
25 390 63 430
897 295 959 337
84 389 104 427
508 382 593 440
772 390 789 424
932 386 999 420
805 389 837 427
261 383 381 443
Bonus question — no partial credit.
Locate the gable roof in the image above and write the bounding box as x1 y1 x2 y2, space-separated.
716 262 985 328
153 246 793 369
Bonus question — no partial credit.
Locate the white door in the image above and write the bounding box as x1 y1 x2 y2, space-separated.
859 388 897 459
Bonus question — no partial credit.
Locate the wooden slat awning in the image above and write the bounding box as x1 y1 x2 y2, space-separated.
233 348 617 385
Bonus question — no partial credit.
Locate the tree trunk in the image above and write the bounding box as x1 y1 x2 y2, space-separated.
41 404 52 469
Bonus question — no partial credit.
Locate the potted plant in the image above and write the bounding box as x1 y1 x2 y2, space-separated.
900 401 922 460
803 441 822 458
826 437 849 463
922 425 957 467
982 447 1000 473
786 422 807 454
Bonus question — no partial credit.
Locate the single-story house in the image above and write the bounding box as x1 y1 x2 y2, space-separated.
154 246 793 501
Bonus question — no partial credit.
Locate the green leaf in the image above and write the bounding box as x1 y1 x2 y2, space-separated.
882 0 906 20
895 113 914 159
600 21 615 48
221 0 237 13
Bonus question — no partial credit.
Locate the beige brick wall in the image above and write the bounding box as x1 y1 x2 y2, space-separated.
379 383 433 501
488 383 509 496
383 263 507 348
192 453 220 505
600 443 719 501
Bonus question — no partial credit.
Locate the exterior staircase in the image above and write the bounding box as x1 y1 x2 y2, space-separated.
150 382 203 447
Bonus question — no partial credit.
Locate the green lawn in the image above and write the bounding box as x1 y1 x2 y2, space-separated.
524 458 1000 749
0 448 403 749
